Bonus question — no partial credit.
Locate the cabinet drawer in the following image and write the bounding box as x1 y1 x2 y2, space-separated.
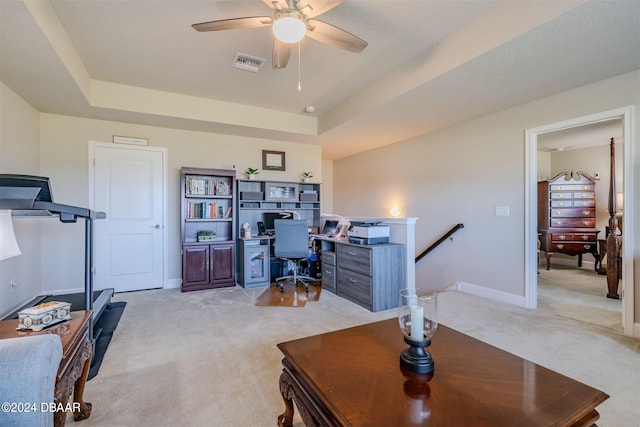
336 244 372 276
550 184 593 191
323 251 336 266
551 208 594 218
550 218 595 228
572 192 595 199
550 242 595 253
550 199 595 208
551 233 597 242
337 268 372 308
322 265 336 293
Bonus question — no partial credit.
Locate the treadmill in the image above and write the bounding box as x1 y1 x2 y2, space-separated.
0 174 111 339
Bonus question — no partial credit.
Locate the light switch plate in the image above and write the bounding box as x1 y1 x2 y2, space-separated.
495 206 510 216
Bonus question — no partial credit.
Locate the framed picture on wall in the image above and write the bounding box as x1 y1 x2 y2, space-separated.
262 150 286 171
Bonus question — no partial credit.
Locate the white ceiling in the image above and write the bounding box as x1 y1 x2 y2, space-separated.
1 0 639 159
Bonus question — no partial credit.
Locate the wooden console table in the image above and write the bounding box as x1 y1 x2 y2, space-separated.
277 318 608 426
0 310 93 426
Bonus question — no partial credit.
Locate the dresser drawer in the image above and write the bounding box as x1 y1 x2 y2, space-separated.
336 244 372 276
322 265 336 293
337 268 372 309
550 242 596 253
551 233 597 242
550 184 593 191
550 218 595 228
572 191 595 199
549 199 596 208
551 208 595 218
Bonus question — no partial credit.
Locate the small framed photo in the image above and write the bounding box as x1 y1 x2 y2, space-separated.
262 150 286 171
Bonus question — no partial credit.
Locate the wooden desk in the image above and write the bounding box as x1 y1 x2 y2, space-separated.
277 319 608 426
0 310 93 426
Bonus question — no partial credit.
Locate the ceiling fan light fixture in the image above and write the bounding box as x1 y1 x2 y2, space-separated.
273 10 306 44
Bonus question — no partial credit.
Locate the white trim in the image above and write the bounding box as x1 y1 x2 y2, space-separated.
456 281 527 307
525 105 635 337
88 141 169 289
41 286 85 296
165 279 181 289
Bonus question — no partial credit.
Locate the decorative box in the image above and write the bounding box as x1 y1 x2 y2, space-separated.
17 301 71 331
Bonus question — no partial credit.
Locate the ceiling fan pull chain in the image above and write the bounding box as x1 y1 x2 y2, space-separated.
298 42 302 91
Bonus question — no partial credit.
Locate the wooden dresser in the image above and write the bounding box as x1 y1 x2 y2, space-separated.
538 171 600 270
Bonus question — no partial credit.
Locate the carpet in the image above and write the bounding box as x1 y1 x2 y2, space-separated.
255 282 322 307
88 301 126 380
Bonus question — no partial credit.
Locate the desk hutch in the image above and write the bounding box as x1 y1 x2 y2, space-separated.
235 179 321 287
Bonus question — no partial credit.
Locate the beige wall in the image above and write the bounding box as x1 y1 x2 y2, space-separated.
0 83 42 316
37 114 322 293
333 70 638 324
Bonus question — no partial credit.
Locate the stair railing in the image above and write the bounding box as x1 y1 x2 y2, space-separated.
415 223 464 263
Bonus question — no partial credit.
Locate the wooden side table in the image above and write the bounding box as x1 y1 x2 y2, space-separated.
0 310 93 426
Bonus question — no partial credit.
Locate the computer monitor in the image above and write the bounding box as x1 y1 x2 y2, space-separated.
321 220 339 236
262 212 294 233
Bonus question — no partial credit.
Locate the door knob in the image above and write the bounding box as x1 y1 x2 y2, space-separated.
150 224 160 229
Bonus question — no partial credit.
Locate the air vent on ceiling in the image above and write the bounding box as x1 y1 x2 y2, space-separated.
232 53 265 72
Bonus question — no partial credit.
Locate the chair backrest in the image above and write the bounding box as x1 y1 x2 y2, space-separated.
274 219 309 259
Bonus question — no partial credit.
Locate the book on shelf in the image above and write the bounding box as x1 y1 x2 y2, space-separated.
187 201 227 219
224 207 232 218
186 176 230 196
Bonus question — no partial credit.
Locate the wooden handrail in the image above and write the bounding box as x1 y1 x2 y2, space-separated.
415 223 464 263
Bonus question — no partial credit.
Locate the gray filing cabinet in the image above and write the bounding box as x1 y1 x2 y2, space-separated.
320 240 405 312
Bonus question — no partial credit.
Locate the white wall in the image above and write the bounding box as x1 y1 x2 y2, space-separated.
37 114 322 292
333 70 639 319
0 83 42 317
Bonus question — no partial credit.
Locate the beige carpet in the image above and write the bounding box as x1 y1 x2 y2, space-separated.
71 283 639 427
537 263 622 332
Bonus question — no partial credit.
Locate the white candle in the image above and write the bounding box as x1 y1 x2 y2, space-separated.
410 305 424 340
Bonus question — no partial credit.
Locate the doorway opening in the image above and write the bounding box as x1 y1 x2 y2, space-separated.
525 106 635 336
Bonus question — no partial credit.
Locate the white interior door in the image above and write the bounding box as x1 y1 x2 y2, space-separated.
91 143 165 292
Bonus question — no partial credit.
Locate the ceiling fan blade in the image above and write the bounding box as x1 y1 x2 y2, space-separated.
298 0 344 18
272 39 292 69
262 0 289 11
306 19 367 53
192 16 272 32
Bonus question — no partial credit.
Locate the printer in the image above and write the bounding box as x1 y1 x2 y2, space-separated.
348 222 390 245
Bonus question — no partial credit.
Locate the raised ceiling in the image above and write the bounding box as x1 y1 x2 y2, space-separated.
1 0 638 159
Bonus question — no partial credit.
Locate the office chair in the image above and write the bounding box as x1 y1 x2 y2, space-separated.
274 219 316 292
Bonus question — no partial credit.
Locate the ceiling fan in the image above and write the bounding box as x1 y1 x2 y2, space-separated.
192 0 368 69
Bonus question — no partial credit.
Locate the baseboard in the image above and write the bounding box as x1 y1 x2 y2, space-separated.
456 281 527 307
165 279 181 289
41 286 85 295
634 322 640 338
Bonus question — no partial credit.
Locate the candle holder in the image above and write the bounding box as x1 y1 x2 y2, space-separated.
398 289 438 374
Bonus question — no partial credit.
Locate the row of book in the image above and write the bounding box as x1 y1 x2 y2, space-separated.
186 202 232 219
186 176 230 196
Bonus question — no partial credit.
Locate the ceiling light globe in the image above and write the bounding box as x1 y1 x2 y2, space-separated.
273 15 306 43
